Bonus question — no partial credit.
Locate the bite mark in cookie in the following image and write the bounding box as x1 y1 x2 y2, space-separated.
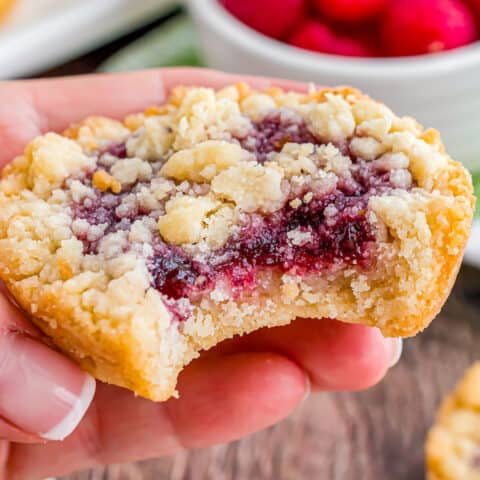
0 83 474 401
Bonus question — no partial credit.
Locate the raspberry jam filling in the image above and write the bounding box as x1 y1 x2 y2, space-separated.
68 115 413 312
240 112 319 163
145 188 375 302
104 142 128 159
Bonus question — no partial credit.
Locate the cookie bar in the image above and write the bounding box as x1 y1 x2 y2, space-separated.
426 363 480 480
0 84 474 400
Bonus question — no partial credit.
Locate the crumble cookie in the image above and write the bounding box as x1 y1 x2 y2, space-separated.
0 0 14 21
0 84 474 401
426 363 480 480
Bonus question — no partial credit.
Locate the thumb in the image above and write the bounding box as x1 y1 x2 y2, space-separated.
0 292 95 442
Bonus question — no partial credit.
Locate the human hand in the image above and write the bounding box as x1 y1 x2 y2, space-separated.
0 68 402 480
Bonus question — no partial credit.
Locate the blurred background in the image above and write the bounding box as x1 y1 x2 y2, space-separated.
0 1 479 479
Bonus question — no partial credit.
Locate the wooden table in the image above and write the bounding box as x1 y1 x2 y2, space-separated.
35 31 480 480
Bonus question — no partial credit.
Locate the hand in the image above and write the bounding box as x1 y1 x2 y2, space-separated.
0 68 402 480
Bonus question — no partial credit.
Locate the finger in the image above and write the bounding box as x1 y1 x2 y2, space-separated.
6 352 308 479
0 67 308 166
214 318 402 391
0 70 166 165
0 294 95 443
159 66 308 92
0 419 40 444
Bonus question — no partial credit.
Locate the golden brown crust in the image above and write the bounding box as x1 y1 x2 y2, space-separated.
426 363 480 480
0 84 474 400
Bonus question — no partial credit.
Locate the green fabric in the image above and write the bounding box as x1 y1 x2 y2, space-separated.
473 171 480 218
98 14 205 72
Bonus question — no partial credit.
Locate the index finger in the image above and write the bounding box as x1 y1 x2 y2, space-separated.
0 67 308 166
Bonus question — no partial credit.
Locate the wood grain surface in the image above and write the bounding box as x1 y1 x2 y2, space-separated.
58 264 480 480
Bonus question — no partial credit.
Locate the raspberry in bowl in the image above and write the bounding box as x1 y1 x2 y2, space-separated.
188 0 480 173
219 0 479 58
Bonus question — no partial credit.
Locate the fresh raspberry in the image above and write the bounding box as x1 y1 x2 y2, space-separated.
334 21 384 55
464 0 480 26
312 0 387 22
221 0 306 39
288 20 376 57
381 0 478 56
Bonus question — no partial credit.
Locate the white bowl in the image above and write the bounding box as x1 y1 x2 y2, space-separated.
188 0 480 171
464 221 480 268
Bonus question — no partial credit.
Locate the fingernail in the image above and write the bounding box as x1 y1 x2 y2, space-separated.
0 333 96 440
301 374 311 405
387 338 403 368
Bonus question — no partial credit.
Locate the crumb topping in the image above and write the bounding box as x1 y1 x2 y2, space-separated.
92 170 121 194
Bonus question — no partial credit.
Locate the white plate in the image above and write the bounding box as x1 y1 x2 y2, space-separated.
465 221 480 268
0 0 176 78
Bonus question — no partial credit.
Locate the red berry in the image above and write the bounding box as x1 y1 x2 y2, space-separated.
221 0 305 39
464 0 480 25
381 0 478 56
335 21 384 55
312 0 387 22
289 20 376 57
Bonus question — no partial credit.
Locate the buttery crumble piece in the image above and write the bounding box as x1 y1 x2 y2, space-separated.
92 170 121 194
